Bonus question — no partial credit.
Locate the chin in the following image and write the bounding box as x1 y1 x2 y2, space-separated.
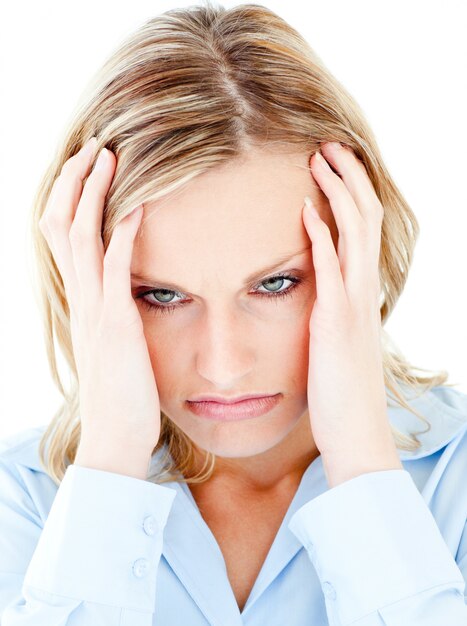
176 410 302 459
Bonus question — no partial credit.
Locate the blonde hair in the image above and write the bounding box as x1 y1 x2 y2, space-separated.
31 0 453 487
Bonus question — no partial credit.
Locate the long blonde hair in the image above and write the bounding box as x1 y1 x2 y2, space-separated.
31 1 452 487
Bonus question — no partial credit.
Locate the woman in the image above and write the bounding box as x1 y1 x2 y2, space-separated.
0 2 466 624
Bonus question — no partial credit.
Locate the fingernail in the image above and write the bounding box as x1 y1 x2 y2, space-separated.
314 151 331 171
304 195 320 219
315 151 325 164
94 148 108 171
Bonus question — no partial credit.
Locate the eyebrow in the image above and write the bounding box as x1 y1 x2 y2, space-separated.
130 246 312 292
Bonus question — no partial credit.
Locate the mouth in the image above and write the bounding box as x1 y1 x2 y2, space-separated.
186 393 281 421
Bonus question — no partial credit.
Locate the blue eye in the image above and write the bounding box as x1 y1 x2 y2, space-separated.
136 272 302 316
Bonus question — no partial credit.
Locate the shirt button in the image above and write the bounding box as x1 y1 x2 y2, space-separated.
132 558 149 578
143 515 157 536
322 581 336 600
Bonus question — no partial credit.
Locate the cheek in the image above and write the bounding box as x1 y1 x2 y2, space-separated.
280 309 311 380
259 301 310 346
256 297 312 390
140 323 184 396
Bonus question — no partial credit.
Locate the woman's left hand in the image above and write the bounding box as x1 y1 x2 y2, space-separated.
302 141 403 488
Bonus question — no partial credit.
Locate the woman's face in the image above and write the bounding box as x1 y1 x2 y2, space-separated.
130 146 338 459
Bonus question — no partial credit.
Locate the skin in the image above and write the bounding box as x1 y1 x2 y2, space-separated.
130 146 339 496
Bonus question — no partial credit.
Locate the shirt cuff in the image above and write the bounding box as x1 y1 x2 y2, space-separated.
24 463 177 612
287 469 465 624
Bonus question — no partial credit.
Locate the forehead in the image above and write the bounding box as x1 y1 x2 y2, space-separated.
131 148 320 283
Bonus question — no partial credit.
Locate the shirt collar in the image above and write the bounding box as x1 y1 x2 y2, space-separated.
148 442 327 623
386 383 467 460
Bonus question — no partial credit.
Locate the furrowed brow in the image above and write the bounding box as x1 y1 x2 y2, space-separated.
131 246 311 292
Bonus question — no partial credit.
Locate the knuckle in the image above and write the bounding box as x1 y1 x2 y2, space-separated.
367 205 384 229
316 218 331 236
60 155 80 175
88 185 108 204
351 216 367 239
59 161 73 177
45 211 68 231
79 177 108 207
69 226 92 247
68 302 80 325
103 255 124 274
328 309 353 338
101 307 143 335
38 217 48 234
375 203 384 222
38 223 52 244
53 169 82 199
44 181 59 208
355 157 367 172
40 187 60 229
78 304 94 332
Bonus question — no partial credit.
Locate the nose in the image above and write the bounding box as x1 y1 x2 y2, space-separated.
194 305 255 389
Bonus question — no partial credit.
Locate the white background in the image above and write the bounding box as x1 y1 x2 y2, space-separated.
1 0 466 439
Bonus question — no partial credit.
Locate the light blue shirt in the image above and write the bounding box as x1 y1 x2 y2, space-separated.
1 383 467 625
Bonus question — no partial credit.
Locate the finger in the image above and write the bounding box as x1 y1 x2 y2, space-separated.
69 147 116 313
303 196 347 313
309 151 370 291
320 142 384 227
40 137 98 315
102 204 144 327
309 150 366 250
320 144 384 294
42 180 85 316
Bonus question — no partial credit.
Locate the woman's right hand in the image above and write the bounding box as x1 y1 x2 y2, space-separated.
39 137 161 477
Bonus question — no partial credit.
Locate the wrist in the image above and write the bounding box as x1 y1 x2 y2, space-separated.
74 439 153 480
322 443 403 489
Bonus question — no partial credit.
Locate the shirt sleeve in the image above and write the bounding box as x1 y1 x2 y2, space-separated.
287 468 467 626
0 460 177 626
